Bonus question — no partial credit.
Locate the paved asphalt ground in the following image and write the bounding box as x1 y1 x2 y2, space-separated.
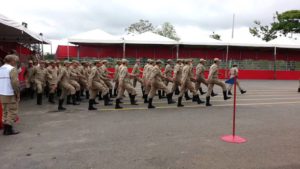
0 80 300 169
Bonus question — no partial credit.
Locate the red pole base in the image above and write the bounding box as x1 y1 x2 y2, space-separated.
221 135 247 144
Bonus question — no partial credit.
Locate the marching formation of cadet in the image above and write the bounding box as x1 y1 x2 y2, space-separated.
24 57 241 111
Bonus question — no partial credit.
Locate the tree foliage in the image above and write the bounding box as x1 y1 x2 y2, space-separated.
155 22 180 41
126 20 180 41
209 32 221 40
125 19 155 34
249 10 300 41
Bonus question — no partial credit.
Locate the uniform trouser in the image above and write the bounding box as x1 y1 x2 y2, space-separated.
59 82 76 99
89 81 109 99
79 78 88 90
195 76 208 91
206 79 226 97
171 81 181 93
179 81 198 97
114 80 119 90
49 83 57 94
69 80 81 91
133 77 143 88
35 80 45 94
104 80 113 89
227 79 243 91
148 81 171 99
144 79 152 95
2 102 18 125
117 81 137 99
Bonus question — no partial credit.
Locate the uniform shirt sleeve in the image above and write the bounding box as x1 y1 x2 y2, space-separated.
9 68 20 95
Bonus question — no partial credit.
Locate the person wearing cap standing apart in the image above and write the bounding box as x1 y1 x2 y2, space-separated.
113 60 122 97
87 60 111 110
172 59 183 95
46 60 58 104
161 59 173 98
206 58 231 106
177 59 205 107
132 59 143 90
143 59 155 103
227 64 247 95
30 61 47 105
147 60 176 109
101 60 114 98
115 59 138 109
0 54 20 135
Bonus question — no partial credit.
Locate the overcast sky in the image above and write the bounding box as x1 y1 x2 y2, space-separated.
1 0 299 52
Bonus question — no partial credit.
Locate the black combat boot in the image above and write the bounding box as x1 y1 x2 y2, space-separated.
206 96 212 106
58 99 66 111
223 91 231 100
85 91 90 99
177 97 184 107
158 90 165 99
3 124 20 135
298 88 300 93
167 93 176 104
228 90 232 95
240 90 247 94
129 94 138 105
98 92 103 100
76 91 81 102
72 94 80 105
67 95 72 105
141 86 145 97
104 94 113 106
193 94 205 104
199 88 206 95
57 88 61 97
148 98 155 109
175 86 180 95
115 99 123 109
211 90 218 97
109 89 115 98
113 88 118 97
48 93 56 104
88 99 97 110
37 93 42 105
144 94 149 103
185 91 191 100
2 124 8 135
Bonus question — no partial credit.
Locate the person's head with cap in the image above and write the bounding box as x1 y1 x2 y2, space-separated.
64 60 71 67
116 59 122 65
4 54 19 67
199 58 206 64
94 60 102 67
101 60 108 65
176 59 182 64
167 59 173 64
156 59 163 67
232 63 238 67
28 60 33 66
49 60 55 66
122 58 129 65
214 58 221 65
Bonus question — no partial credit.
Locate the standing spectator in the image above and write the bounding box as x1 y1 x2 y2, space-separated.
0 54 20 135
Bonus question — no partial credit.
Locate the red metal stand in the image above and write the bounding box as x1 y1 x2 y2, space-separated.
221 77 247 144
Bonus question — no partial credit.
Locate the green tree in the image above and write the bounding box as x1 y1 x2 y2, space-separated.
209 32 221 40
155 22 180 41
249 10 300 41
125 19 155 34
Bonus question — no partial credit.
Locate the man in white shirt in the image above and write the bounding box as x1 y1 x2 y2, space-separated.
0 54 20 135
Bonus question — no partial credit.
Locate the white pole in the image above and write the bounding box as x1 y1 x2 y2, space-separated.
231 14 235 39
